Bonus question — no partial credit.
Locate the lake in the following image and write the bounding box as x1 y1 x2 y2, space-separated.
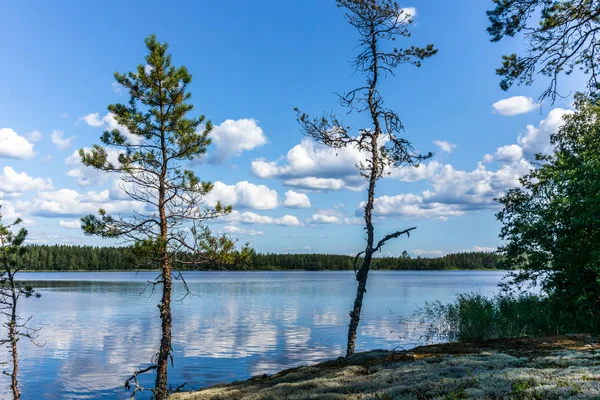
6 270 507 399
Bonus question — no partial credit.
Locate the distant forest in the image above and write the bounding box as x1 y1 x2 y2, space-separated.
17 245 506 271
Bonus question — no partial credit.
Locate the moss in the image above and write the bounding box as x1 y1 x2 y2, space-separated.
170 336 600 400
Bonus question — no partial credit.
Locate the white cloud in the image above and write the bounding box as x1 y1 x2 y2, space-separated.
492 96 539 116
495 144 523 163
283 190 311 208
308 209 362 225
206 181 278 210
0 167 53 196
80 113 104 127
223 225 263 236
389 160 442 182
518 108 572 158
24 188 144 218
208 119 267 163
432 140 456 153
252 139 367 191
80 112 139 144
366 193 464 221
25 130 43 142
51 130 76 151
412 249 444 257
482 154 494 164
458 245 497 253
59 219 81 229
365 159 533 220
0 128 35 159
398 7 417 21
223 211 302 226
65 147 122 187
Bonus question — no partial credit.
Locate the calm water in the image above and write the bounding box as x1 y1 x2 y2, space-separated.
5 270 507 399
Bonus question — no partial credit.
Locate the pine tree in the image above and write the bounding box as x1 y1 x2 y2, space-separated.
80 36 250 399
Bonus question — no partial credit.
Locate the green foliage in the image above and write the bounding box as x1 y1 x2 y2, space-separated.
497 94 600 332
487 0 600 101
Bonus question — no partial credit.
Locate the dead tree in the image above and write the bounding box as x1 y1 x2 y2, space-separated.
296 0 437 357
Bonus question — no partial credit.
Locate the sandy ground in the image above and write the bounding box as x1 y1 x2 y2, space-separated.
170 335 600 399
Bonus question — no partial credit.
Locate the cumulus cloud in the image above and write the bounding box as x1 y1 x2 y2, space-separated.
0 128 36 159
0 167 53 197
252 139 367 191
492 96 539 116
24 188 144 218
365 159 533 220
207 119 267 163
363 107 574 220
206 181 278 210
59 219 81 229
432 140 456 153
66 147 122 187
51 130 76 150
308 209 362 225
80 113 104 127
283 190 311 208
398 7 417 21
223 225 263 236
389 160 442 182
223 211 302 226
495 144 523 163
518 107 572 158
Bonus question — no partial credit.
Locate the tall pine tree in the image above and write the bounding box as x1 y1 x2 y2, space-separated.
80 36 250 399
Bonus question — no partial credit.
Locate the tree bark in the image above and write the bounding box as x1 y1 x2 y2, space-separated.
346 22 381 358
9 303 20 400
155 100 171 400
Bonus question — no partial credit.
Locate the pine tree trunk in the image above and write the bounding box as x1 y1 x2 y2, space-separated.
10 286 20 400
155 112 171 400
155 255 172 400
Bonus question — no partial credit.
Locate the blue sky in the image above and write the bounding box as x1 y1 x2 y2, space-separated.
0 1 584 256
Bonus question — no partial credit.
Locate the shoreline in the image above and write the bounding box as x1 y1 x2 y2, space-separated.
170 335 600 400
18 268 510 273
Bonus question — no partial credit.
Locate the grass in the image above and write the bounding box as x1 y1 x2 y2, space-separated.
399 292 596 344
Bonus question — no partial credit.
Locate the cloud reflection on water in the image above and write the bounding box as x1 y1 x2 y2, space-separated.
9 271 506 399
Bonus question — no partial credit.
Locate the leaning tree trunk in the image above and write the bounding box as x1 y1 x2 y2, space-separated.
346 138 378 357
346 248 373 357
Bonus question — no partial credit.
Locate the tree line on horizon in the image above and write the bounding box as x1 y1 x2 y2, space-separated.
13 244 505 271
